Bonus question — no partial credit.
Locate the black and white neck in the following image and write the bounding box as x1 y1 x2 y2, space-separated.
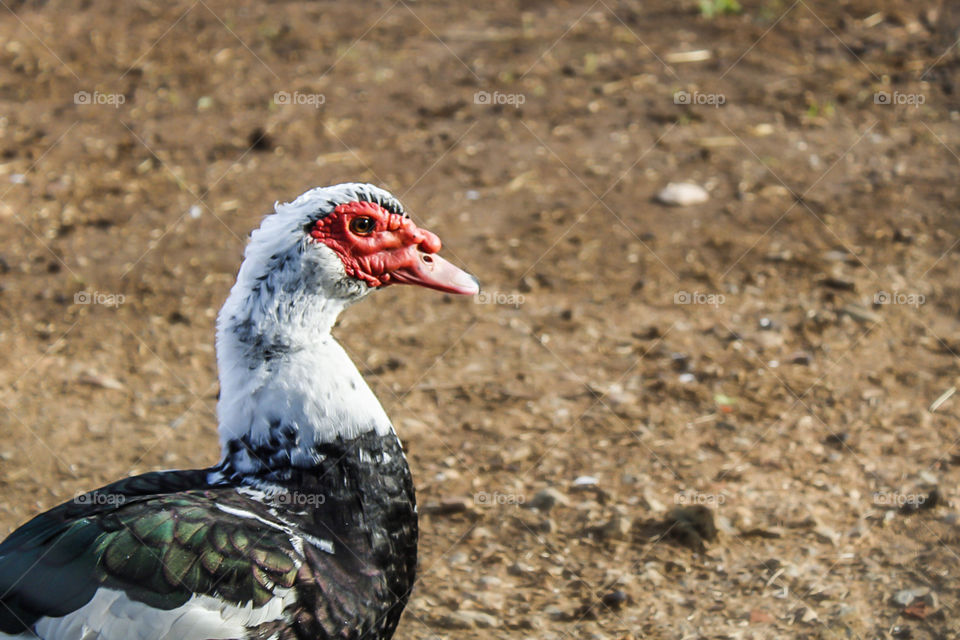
213 186 396 480
215 291 395 478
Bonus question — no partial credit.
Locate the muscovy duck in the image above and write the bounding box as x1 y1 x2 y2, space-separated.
0 183 479 640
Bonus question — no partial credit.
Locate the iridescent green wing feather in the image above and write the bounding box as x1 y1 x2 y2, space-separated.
0 472 300 635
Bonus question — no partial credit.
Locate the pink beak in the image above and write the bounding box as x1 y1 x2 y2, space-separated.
390 249 480 295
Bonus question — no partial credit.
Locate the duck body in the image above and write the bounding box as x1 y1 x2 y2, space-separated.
0 429 416 640
0 183 477 639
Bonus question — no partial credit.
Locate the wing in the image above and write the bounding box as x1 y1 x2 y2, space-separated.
0 472 301 639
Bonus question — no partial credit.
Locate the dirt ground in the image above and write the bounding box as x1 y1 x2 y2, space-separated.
1 0 959 638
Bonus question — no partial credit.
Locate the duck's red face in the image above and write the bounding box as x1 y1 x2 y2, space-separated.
309 200 479 295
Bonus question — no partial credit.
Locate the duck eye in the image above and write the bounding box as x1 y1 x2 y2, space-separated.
349 216 376 236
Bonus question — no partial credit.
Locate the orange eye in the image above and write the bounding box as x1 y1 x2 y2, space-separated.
349 216 376 236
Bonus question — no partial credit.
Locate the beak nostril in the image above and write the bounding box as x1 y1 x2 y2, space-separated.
421 254 434 264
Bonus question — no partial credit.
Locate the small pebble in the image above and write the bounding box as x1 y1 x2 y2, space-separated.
670 352 691 371
544 605 568 621
528 487 570 512
477 576 502 589
656 182 709 206
823 432 849 448
893 228 914 243
892 587 929 607
820 276 856 291
600 590 628 609
842 304 881 323
822 250 850 262
508 562 535 576
423 497 473 515
749 609 775 624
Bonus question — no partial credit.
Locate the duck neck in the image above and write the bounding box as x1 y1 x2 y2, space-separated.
214 274 395 480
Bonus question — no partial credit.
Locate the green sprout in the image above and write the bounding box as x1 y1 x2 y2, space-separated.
699 0 742 19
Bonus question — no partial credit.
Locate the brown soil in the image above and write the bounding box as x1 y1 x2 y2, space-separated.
1 1 959 638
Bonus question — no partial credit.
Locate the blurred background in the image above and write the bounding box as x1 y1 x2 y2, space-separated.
1 1 959 638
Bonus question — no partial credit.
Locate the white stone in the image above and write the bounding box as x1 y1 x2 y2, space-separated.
656 182 709 206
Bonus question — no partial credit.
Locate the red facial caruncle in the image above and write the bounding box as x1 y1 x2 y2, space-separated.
308 200 479 296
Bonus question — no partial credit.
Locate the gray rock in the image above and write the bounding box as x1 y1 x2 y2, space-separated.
841 304 881 324
528 487 570 512
544 605 568 621
892 587 929 607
